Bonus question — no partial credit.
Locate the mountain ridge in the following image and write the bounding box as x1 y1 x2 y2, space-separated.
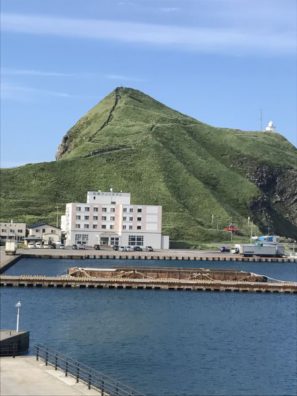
1 87 297 243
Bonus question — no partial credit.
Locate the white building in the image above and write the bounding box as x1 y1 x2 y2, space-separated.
265 121 276 132
61 190 169 249
28 222 62 244
0 221 26 241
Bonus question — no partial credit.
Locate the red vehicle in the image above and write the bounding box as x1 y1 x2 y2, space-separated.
224 224 239 232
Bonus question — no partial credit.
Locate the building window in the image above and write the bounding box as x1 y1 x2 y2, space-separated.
85 207 90 212
94 207 98 212
84 224 89 229
76 215 81 220
93 225 97 229
77 207 81 211
137 208 142 213
102 225 106 229
111 201 116 205
84 216 89 220
110 208 115 212
123 225 127 230
137 226 141 230
123 208 127 212
93 216 98 220
110 237 119 246
110 225 114 230
102 216 106 221
75 224 81 229
128 235 144 246
110 216 115 221
17 229 23 233
129 208 133 213
35 229 40 233
137 217 142 221
129 217 133 221
102 208 107 212
123 216 127 221
129 225 133 230
42 229 46 233
1 229 6 232
75 234 88 243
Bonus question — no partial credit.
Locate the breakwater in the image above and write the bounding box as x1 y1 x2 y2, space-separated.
1 274 296 293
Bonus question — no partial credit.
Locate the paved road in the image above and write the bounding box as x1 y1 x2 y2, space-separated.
0 356 101 396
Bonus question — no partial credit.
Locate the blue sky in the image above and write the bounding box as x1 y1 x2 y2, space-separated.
1 0 296 167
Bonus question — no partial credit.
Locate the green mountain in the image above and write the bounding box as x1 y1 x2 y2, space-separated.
1 87 297 245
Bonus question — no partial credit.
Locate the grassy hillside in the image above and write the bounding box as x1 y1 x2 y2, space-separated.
1 87 297 244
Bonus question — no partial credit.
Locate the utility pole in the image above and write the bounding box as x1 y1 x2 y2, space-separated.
56 205 59 228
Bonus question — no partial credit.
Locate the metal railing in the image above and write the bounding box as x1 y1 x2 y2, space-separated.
35 344 144 396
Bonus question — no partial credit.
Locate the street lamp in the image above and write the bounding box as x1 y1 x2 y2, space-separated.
15 301 21 332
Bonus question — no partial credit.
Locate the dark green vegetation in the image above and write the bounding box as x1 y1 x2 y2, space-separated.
1 87 297 245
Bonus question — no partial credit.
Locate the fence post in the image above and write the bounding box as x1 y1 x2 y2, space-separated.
55 354 58 370
45 350 48 366
65 361 68 377
88 373 91 390
101 380 104 396
36 345 39 361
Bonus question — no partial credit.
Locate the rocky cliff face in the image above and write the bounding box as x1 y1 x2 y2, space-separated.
248 165 297 238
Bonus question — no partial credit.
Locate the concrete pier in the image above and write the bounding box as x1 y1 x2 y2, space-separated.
0 356 101 395
0 330 29 356
1 274 296 293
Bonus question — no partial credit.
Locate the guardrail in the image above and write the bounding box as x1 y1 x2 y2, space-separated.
35 344 144 396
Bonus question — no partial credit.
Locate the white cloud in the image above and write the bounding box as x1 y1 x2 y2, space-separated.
1 68 78 77
1 82 75 101
105 74 146 82
159 7 180 13
2 12 295 56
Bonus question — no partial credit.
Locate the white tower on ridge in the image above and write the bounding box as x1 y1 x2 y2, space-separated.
265 121 276 132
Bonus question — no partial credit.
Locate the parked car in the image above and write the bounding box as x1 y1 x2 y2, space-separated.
112 245 119 251
119 246 125 252
78 244 86 250
220 246 230 253
72 244 78 250
145 246 154 252
94 244 101 250
35 242 42 248
43 244 54 249
125 246 133 252
133 246 143 251
28 242 35 249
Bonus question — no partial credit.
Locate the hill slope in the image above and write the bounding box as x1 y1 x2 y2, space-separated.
1 87 297 243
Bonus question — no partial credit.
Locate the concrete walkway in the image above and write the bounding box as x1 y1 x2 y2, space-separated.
0 356 101 395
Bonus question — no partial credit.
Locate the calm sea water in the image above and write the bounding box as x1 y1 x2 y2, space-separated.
1 258 297 396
